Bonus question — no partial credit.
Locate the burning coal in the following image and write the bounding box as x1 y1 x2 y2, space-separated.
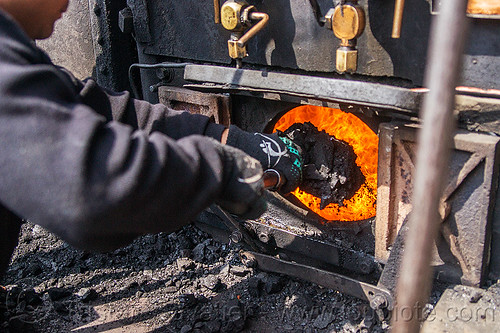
274 106 378 221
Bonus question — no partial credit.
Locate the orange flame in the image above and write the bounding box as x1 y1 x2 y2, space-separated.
273 105 378 221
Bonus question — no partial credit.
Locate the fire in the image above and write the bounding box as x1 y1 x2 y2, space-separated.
273 105 378 221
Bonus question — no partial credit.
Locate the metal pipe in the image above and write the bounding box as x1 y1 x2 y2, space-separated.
213 0 221 24
237 12 269 47
391 0 470 332
263 169 285 190
391 0 405 38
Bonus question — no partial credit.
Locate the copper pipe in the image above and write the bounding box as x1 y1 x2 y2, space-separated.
237 12 269 47
392 0 405 38
391 0 470 331
213 0 220 24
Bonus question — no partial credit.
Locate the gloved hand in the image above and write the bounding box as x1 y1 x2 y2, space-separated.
214 141 267 219
225 125 303 193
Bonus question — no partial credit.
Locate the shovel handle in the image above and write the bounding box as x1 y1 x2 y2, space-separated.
263 169 286 190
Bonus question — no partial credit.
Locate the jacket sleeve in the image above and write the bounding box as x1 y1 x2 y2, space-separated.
0 61 228 252
70 73 226 141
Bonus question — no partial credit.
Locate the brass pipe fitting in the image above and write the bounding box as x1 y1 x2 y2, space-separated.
228 35 247 64
325 1 365 73
392 0 405 38
220 0 269 67
237 12 269 47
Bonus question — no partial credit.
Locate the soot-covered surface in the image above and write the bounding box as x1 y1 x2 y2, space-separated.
1 223 388 332
282 122 365 209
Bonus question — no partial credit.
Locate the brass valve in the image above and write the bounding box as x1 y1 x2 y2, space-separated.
220 0 250 31
325 1 365 73
218 0 269 68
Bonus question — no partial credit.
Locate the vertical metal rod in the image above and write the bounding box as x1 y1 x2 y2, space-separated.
391 0 405 38
214 0 221 24
391 0 469 332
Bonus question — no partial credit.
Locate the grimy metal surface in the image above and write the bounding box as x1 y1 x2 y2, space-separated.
184 64 423 112
243 219 378 275
88 0 136 92
126 0 500 89
376 123 500 286
158 86 231 126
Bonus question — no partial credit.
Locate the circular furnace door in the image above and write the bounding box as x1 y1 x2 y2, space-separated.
273 105 378 222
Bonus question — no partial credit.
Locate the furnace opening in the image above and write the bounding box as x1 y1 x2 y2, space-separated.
273 105 378 221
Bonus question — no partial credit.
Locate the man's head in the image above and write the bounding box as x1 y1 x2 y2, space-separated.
0 0 69 39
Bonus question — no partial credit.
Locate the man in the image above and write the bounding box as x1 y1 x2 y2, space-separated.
0 0 302 277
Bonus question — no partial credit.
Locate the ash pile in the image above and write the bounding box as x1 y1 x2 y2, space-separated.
0 223 388 332
282 122 365 209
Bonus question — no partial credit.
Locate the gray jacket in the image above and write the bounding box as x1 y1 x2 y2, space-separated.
0 9 229 275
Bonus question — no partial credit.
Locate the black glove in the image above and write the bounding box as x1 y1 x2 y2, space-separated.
214 141 267 219
225 125 303 193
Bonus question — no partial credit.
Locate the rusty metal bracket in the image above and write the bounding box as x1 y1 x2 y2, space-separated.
158 86 231 126
206 205 379 276
241 250 393 312
376 123 500 286
244 219 378 275
441 152 485 208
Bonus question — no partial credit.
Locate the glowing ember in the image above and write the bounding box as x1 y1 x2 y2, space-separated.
273 105 378 221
